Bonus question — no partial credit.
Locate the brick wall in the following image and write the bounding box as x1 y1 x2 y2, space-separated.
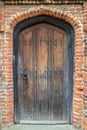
0 1 87 129
83 2 87 130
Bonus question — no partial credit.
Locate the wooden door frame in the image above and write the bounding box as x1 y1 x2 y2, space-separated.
13 15 74 124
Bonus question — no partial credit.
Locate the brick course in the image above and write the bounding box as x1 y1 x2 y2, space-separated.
0 1 87 130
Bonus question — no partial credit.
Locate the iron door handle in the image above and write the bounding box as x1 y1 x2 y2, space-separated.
23 70 28 80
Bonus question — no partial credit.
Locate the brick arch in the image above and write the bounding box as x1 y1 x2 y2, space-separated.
9 6 82 32
6 5 84 128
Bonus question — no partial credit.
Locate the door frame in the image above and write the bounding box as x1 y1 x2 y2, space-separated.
13 15 74 124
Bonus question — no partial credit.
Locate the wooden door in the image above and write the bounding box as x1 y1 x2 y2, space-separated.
18 23 68 123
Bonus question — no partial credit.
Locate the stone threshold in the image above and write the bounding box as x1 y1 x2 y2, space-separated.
1 124 82 130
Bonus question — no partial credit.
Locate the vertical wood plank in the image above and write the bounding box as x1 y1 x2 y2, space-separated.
53 29 64 120
36 25 48 120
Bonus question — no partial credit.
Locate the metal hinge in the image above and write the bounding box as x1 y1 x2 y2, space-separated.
13 55 15 62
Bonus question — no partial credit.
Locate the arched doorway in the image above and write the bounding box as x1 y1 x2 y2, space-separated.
14 16 74 124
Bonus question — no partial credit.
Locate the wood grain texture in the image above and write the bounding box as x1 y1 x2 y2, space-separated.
18 23 68 122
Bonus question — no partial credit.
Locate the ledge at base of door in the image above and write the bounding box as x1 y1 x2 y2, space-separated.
1 124 82 130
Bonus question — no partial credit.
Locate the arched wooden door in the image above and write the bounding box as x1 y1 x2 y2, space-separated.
14 16 74 124
17 23 69 123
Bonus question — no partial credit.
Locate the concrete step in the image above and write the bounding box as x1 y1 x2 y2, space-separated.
1 124 82 130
